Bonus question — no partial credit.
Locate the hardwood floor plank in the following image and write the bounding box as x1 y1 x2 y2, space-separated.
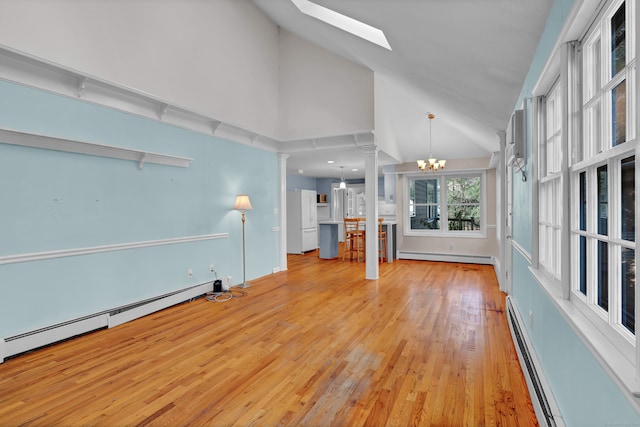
0 252 537 426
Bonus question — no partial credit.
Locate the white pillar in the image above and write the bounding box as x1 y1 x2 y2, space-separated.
278 153 289 272
364 146 379 280
496 130 507 293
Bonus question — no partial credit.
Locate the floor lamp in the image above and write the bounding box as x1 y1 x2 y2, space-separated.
233 194 253 288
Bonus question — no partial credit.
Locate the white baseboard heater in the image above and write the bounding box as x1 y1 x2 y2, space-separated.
0 281 212 363
398 251 494 265
506 296 564 427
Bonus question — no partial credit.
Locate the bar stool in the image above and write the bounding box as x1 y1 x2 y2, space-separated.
378 217 387 262
344 217 365 262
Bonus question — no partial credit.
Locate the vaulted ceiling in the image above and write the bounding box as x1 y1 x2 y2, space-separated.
252 0 553 179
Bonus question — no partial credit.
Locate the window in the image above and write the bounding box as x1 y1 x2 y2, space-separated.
405 172 485 236
529 0 638 397
572 0 636 346
539 82 563 280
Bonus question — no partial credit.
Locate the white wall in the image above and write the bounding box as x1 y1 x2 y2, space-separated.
278 28 374 140
374 75 403 162
0 0 281 138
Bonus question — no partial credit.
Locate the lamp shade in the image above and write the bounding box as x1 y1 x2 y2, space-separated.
233 194 253 210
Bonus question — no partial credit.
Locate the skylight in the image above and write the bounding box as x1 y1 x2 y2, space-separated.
290 0 391 50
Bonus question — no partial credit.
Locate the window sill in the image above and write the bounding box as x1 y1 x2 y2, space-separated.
529 266 640 409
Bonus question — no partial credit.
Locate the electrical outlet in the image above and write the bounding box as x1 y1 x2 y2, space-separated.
210 264 215 273
187 269 193 278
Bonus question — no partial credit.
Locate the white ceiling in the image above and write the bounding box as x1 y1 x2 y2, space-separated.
252 0 553 179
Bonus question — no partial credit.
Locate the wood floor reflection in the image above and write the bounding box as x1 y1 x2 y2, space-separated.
0 251 537 426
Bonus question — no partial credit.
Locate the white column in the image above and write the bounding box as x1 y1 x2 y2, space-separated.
364 146 379 280
496 130 509 294
278 153 289 272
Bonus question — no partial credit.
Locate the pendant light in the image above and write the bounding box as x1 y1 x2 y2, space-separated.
339 166 347 189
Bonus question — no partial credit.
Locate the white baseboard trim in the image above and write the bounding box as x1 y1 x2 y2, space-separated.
2 314 109 363
108 282 212 328
398 251 494 265
1 281 213 363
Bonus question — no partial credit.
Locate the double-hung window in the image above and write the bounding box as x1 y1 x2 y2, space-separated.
572 0 636 352
539 82 563 280
405 172 485 237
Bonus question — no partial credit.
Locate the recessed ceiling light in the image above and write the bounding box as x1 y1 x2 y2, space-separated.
352 168 358 172
327 160 335 164
291 0 391 50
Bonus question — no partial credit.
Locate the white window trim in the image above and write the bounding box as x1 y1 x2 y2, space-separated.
528 0 640 409
403 171 487 238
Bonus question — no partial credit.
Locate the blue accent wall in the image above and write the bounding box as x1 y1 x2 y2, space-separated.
0 80 279 337
509 0 640 423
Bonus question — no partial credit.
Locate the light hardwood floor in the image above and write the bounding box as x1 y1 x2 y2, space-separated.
0 251 537 426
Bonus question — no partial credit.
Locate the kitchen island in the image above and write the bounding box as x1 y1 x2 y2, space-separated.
317 219 396 262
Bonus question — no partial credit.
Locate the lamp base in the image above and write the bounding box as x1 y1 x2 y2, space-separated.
237 281 251 289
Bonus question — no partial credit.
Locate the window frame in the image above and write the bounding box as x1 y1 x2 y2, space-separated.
570 0 636 351
403 171 487 238
530 0 640 397
538 81 564 282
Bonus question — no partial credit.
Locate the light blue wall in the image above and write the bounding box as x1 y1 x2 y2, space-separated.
510 0 640 423
0 80 279 337
512 251 639 425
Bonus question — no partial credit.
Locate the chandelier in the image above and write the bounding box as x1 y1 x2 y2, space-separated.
417 113 446 173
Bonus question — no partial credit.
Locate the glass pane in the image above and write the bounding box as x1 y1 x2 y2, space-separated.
411 205 439 230
621 247 635 334
447 205 480 231
597 165 608 235
598 240 609 311
594 38 601 93
447 176 480 204
611 3 626 76
579 172 586 231
579 235 587 295
612 80 627 146
413 179 439 204
621 156 635 241
594 103 602 154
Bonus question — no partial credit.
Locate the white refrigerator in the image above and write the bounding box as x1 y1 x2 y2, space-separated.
287 190 318 253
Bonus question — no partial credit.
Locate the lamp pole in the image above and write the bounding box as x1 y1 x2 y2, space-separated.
240 208 249 288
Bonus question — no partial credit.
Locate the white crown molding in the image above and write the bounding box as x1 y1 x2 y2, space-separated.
0 44 371 156
0 233 230 265
278 129 375 153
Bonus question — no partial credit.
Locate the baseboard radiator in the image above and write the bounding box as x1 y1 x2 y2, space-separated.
505 296 564 427
0 281 212 363
398 251 493 265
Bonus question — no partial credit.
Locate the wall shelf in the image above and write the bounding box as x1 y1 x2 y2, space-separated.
0 128 193 169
